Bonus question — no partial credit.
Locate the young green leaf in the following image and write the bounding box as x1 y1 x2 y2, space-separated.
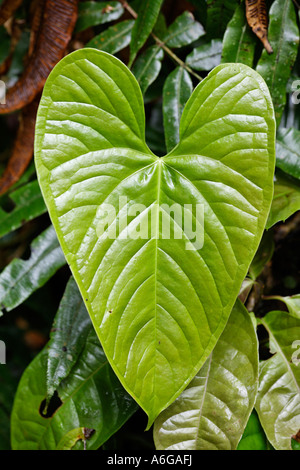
237 410 270 450
256 0 299 126
75 1 124 33
11 331 138 450
154 300 259 450
0 180 46 239
0 226 66 314
162 11 205 48
86 20 134 55
47 277 92 400
221 3 255 67
35 49 275 426
186 39 223 71
278 295 300 320
264 294 300 320
131 45 163 95
266 173 300 229
276 128 300 181
257 312 300 450
163 67 193 153
129 0 164 66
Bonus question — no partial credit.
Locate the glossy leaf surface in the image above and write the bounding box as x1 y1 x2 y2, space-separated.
162 11 204 48
0 226 66 314
129 0 163 66
274 295 300 320
154 300 259 450
186 40 223 71
132 45 164 95
276 128 300 180
75 1 123 33
237 410 270 450
206 0 238 38
257 312 300 450
163 67 193 153
47 277 92 399
266 174 300 229
0 180 46 239
35 49 275 425
221 3 255 67
256 0 299 125
86 20 134 55
11 331 138 450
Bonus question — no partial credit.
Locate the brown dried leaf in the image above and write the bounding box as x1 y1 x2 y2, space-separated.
0 98 39 194
246 0 273 54
0 0 24 26
0 0 78 114
28 0 45 57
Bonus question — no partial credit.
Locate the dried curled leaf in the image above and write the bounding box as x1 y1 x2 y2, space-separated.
0 0 78 114
246 0 273 54
0 0 23 26
0 98 39 194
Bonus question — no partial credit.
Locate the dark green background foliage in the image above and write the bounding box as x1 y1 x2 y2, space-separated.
0 0 300 450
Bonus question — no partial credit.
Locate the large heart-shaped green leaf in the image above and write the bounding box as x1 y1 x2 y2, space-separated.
35 49 275 425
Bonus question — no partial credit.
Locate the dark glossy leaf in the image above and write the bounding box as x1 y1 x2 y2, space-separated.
145 101 166 156
186 39 223 71
206 0 238 38
276 128 300 180
152 12 168 38
249 230 274 280
47 277 92 400
237 410 269 450
221 3 255 67
132 45 163 95
86 20 134 54
0 180 46 239
163 67 193 153
129 0 164 66
266 173 300 229
11 331 138 450
256 0 299 126
257 312 300 449
35 50 275 425
75 1 123 33
162 11 204 48
154 300 259 450
0 226 66 314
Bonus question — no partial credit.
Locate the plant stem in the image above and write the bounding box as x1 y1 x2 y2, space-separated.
119 0 203 81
